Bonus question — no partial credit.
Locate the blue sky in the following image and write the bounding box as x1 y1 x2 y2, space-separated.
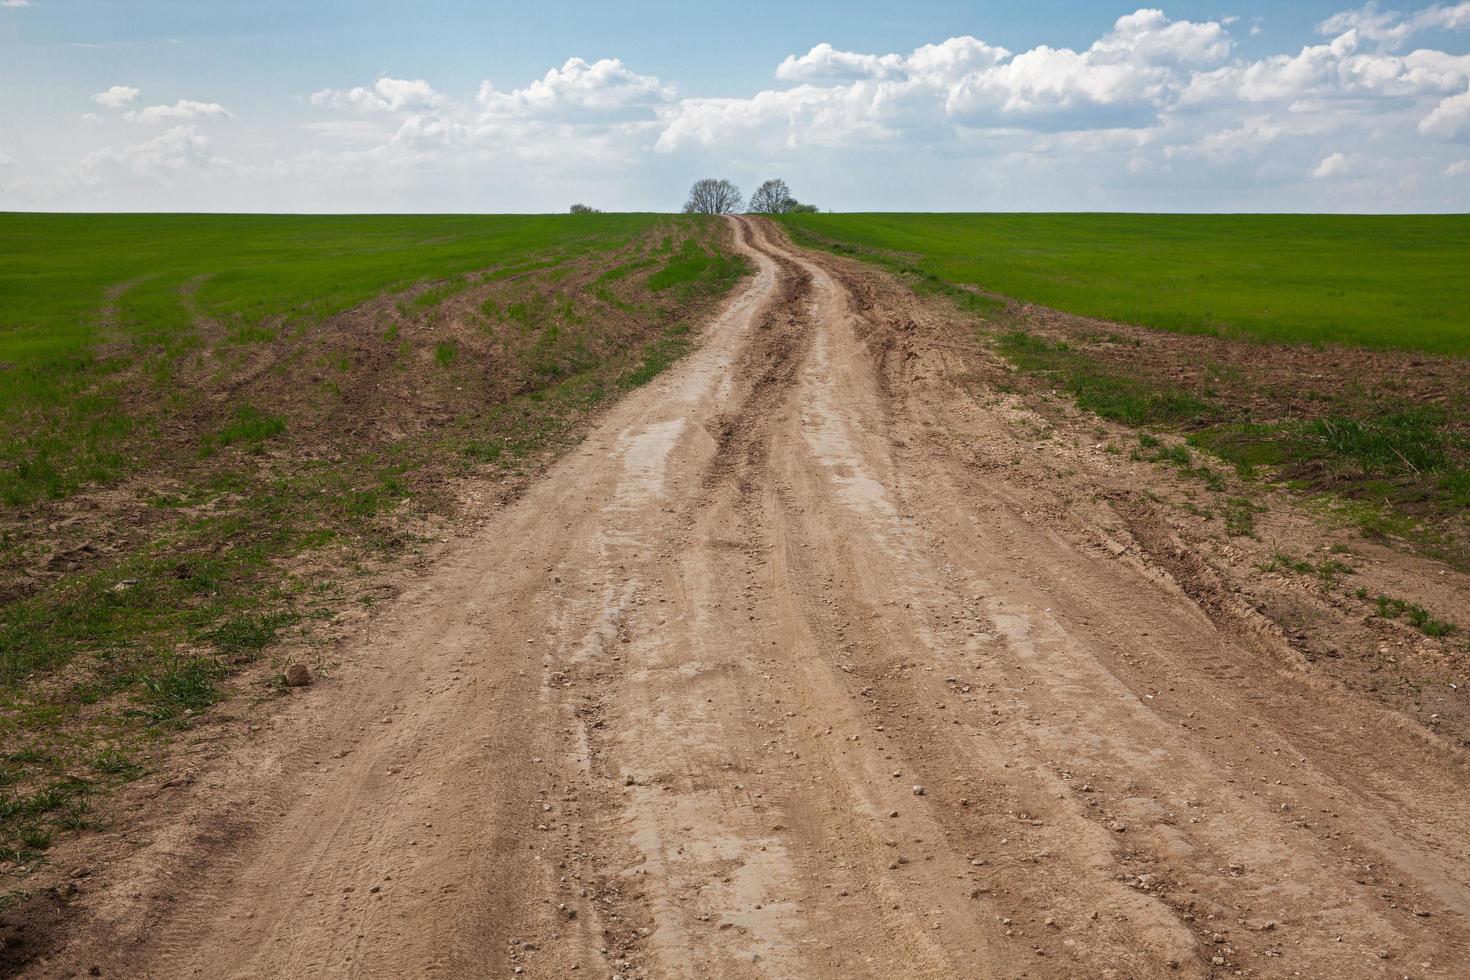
2 1 1468 211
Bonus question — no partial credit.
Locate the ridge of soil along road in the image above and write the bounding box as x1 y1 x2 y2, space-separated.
18 217 1470 978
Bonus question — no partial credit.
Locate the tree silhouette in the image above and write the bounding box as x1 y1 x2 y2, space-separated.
682 178 743 215
747 179 794 214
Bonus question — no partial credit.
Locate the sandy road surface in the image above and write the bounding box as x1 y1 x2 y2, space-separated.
32 218 1470 978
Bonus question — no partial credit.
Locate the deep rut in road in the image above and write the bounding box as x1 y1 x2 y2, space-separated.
26 217 1470 979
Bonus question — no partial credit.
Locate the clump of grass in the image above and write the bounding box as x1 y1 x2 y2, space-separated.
132 658 226 725
1374 595 1457 638
1224 497 1262 537
90 750 144 780
461 440 504 464
433 340 458 367
208 608 294 655
1262 551 1315 575
505 296 547 330
403 277 473 313
209 611 295 653
1129 433 1232 492
1149 442 1193 467
1307 410 1451 474
1 776 93 858
596 257 656 285
1191 410 1468 523
1260 549 1356 581
16 826 53 852
203 405 286 456
340 474 409 518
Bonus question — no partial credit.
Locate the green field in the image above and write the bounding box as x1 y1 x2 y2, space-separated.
781 213 1470 355
0 212 683 507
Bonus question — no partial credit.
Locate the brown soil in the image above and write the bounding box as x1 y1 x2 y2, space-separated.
11 218 1470 978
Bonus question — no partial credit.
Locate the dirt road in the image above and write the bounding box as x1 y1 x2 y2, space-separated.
32 218 1470 978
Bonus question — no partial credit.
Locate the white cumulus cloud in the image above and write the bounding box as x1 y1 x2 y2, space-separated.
1419 85 1470 136
777 43 911 83
123 100 232 123
477 57 674 121
1319 2 1470 49
92 85 140 108
76 125 217 185
1445 157 1470 173
310 77 444 113
1166 117 1285 162
1314 151 1354 177
1181 28 1470 107
1090 8 1233 65
662 8 1235 148
774 37 1010 88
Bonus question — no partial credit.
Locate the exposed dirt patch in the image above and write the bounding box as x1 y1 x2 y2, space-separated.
0 891 75 976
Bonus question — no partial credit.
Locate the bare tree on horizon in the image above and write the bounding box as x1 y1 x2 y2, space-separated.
682 178 743 215
747 178 794 214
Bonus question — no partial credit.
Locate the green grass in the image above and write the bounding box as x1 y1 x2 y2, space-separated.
132 658 227 725
0 212 670 508
619 324 695 390
995 332 1214 427
647 236 749 296
1374 594 1458 638
202 405 286 456
1187 410 1470 523
1260 550 1356 582
782 213 1470 355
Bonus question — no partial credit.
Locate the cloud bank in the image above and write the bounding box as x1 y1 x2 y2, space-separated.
12 4 1470 211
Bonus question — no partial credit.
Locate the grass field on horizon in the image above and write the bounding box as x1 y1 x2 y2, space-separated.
780 212 1470 356
0 212 678 507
